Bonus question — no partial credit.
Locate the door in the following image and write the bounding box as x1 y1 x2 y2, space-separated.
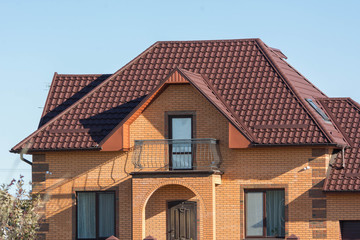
167 201 197 240
169 116 193 169
341 221 360 240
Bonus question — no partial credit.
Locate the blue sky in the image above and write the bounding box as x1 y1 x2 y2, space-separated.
1 0 359 191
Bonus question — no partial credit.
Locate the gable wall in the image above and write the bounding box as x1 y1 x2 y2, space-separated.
129 83 228 143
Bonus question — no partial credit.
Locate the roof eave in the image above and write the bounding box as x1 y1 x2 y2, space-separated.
324 189 360 193
251 142 344 148
10 146 103 154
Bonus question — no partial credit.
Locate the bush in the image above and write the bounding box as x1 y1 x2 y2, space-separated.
0 176 43 240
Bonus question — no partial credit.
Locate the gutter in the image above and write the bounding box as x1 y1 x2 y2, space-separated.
10 146 102 154
250 143 345 148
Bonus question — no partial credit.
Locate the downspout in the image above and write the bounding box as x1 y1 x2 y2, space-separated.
342 147 345 169
20 143 32 165
20 151 32 165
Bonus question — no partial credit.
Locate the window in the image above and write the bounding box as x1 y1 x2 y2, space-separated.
306 98 330 122
169 115 194 169
77 192 115 240
245 190 285 238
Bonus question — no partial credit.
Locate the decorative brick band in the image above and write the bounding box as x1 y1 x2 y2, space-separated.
309 220 326 229
312 229 327 239
308 189 326 199
39 223 49 232
312 199 326 208
36 233 46 240
309 148 328 238
32 163 49 172
312 209 326 219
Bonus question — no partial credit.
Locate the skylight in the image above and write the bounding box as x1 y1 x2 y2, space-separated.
306 99 330 122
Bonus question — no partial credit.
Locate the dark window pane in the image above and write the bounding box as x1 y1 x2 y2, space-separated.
266 190 285 237
77 192 96 239
98 193 115 237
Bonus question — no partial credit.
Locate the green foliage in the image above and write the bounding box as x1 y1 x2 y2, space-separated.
0 176 43 240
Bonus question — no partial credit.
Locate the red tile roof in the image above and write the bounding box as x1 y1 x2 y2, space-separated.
39 73 111 127
259 43 347 146
319 98 360 191
11 38 348 153
178 68 257 142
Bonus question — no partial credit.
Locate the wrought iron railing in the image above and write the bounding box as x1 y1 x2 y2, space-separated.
132 138 221 170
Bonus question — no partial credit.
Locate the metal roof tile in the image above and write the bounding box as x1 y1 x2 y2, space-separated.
12 39 349 154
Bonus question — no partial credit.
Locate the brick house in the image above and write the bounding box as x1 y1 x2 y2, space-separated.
11 39 360 239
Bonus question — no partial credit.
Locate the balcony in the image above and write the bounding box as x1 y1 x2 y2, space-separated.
132 138 221 171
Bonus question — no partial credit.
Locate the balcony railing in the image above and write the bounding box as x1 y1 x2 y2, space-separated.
132 138 221 171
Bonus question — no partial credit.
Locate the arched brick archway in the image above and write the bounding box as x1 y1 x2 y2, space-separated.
141 180 207 215
143 183 205 240
131 174 217 240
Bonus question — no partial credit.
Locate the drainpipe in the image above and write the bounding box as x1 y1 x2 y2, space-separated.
342 147 345 169
20 151 32 165
20 144 32 165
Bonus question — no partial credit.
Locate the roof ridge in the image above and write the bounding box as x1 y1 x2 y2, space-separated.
155 38 260 45
56 73 112 76
11 42 160 153
318 97 351 100
276 57 327 98
180 69 258 142
347 98 360 113
264 43 327 98
255 39 339 145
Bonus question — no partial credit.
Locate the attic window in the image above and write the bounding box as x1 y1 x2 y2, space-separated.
306 98 330 122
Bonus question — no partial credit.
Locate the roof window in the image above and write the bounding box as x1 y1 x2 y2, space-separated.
306 98 330 122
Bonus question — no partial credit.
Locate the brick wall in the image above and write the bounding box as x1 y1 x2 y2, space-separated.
327 193 360 239
34 83 360 239
33 151 133 240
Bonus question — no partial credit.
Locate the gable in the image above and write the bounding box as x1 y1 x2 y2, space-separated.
100 68 252 150
128 83 231 143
